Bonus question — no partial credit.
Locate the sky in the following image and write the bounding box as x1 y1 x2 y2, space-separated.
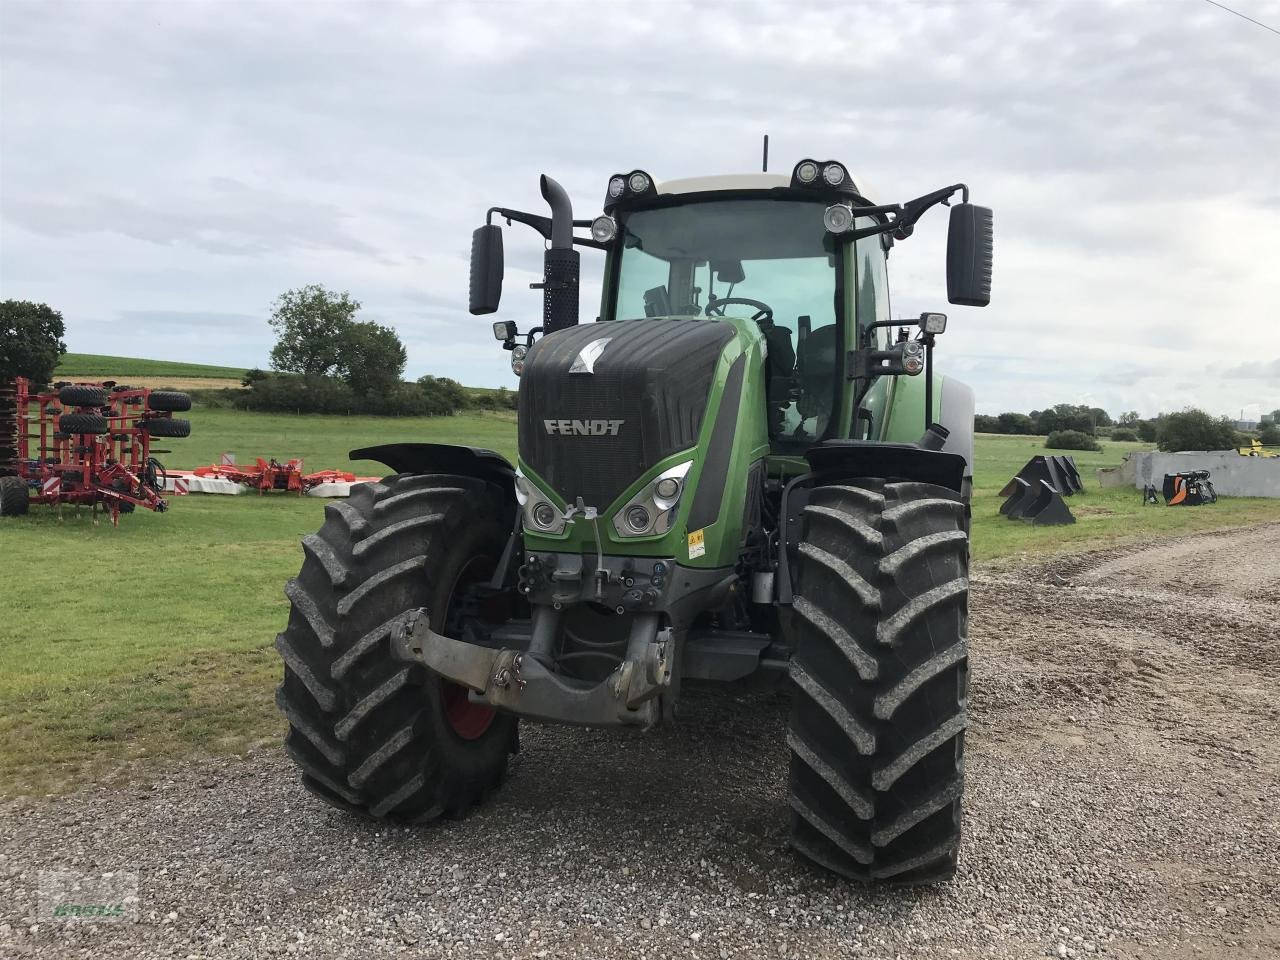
1 0 1278 419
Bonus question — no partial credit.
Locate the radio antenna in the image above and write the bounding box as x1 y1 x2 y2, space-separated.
762 134 769 172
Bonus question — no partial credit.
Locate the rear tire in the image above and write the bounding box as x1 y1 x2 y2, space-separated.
0 475 29 517
787 479 968 884
276 473 518 821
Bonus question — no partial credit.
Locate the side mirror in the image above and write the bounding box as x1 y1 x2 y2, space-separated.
946 203 993 307
469 224 504 315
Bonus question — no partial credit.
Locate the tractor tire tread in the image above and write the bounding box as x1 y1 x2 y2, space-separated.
276 472 517 822
788 478 968 885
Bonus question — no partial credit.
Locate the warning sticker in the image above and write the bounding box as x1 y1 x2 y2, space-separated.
687 529 706 559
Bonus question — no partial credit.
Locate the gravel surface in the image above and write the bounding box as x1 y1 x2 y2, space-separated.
3 523 1279 959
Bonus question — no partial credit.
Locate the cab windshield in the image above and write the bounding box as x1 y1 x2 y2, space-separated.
611 199 840 443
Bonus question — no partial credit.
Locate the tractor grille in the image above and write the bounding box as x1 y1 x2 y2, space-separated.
518 319 733 510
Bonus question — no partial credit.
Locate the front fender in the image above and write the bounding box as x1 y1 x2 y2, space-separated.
350 442 516 498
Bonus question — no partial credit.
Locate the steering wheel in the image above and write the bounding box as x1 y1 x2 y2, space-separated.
704 297 774 324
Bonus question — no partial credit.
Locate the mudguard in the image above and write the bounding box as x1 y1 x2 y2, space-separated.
805 441 967 493
350 442 516 497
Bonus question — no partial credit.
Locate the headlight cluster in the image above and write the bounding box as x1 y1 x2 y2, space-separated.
511 344 528 376
603 169 656 210
515 468 565 534
792 159 850 190
613 460 693 538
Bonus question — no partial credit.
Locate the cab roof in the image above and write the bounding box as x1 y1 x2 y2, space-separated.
655 171 876 204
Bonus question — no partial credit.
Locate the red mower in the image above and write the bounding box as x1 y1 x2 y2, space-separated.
193 456 355 494
0 376 193 525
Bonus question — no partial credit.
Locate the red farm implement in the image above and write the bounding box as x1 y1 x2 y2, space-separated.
0 376 193 525
193 456 355 494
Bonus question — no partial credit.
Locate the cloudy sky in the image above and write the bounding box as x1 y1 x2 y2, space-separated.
2 0 1277 418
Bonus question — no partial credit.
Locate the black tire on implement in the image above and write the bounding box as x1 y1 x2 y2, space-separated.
0 475 29 517
147 391 191 412
58 412 109 435
140 417 191 438
58 385 109 407
276 473 518 821
787 479 968 884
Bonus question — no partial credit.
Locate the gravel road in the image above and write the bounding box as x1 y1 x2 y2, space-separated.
3 524 1279 959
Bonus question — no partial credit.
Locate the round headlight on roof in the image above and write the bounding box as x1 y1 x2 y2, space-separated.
795 160 819 184
628 171 651 193
608 176 626 198
823 203 853 234
823 162 846 186
655 477 680 499
590 215 617 243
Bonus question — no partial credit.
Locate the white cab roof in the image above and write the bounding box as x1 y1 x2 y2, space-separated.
655 171 875 202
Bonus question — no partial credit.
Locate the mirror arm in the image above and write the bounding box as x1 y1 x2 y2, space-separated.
843 184 969 241
487 206 553 241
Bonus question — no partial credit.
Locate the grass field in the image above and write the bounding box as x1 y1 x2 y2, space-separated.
55 352 250 381
2 409 1277 797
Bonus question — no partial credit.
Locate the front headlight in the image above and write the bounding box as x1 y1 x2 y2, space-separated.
613 460 693 538
516 467 565 534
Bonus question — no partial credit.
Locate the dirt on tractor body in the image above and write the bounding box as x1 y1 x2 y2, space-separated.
2 524 1278 959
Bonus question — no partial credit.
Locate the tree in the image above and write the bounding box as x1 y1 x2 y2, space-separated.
997 412 1035 435
1259 423 1280 446
1046 429 1100 452
417 375 470 416
1031 403 1097 436
1156 409 1238 452
0 300 67 383
1118 410 1141 426
342 321 406 397
268 285 361 378
1089 407 1113 429
1137 418 1160 443
974 414 999 433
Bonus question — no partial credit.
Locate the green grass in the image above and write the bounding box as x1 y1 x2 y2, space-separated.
55 353 250 380
1 414 1276 796
166 408 517 473
966 433 1280 562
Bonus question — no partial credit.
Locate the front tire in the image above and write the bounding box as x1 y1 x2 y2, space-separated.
787 479 968 884
276 473 518 820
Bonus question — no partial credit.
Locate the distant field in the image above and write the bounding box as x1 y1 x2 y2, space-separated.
165 408 517 472
1 411 1277 796
55 353 250 381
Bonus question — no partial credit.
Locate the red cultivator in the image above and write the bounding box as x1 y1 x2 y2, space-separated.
0 376 193 525
193 456 355 494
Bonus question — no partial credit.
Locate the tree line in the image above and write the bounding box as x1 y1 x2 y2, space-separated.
978 403 1280 452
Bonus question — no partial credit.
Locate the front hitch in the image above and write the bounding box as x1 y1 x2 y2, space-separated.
390 610 672 728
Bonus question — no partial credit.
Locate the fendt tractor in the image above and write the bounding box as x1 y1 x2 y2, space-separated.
275 156 993 884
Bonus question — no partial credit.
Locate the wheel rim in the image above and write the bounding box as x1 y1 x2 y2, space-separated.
441 681 495 740
439 554 500 740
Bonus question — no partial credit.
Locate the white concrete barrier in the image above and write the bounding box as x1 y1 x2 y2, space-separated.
1132 452 1280 498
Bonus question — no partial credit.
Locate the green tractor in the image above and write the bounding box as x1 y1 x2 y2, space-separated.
275 158 992 884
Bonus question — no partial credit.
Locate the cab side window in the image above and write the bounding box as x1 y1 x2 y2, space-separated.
855 225 891 347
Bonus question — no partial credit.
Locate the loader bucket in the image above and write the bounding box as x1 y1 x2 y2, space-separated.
1020 480 1076 525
